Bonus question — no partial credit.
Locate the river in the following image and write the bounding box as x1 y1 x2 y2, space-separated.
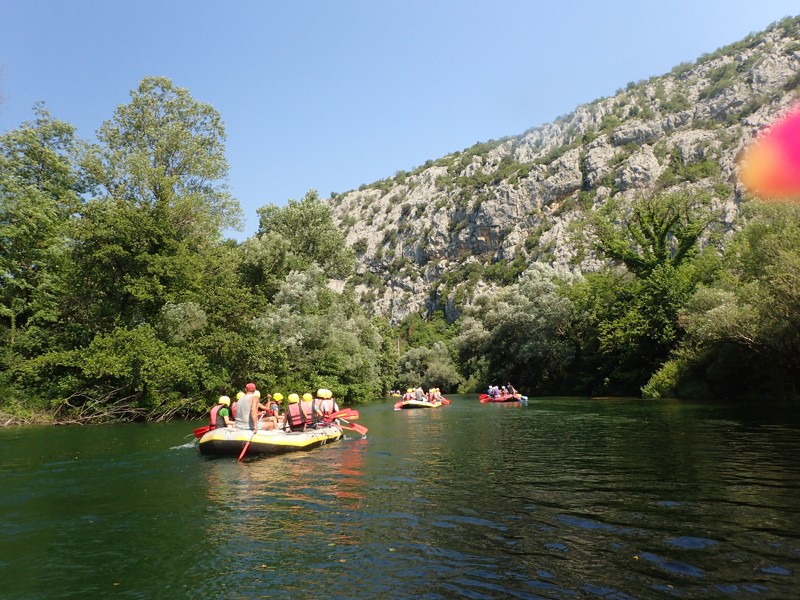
1 395 799 599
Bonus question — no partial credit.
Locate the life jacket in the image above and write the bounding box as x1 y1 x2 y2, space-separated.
285 403 305 431
318 398 336 416
300 400 317 426
209 404 226 429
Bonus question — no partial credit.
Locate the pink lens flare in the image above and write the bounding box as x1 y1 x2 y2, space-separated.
738 104 800 201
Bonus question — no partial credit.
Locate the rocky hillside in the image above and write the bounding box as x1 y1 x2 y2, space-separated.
329 16 800 324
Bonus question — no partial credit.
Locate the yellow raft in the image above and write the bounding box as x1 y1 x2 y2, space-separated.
394 399 444 410
198 424 344 457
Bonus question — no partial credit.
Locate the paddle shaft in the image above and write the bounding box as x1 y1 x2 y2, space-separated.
238 412 264 461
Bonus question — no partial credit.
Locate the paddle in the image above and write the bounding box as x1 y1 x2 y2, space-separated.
324 409 359 421
238 412 264 462
338 418 368 436
441 398 451 405
193 425 211 439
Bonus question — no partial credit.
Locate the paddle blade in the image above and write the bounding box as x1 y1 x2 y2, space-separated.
340 421 368 436
326 409 359 421
237 439 251 461
194 425 211 439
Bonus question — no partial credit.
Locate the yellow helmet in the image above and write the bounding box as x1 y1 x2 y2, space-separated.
316 388 326 398
273 393 284 402
236 391 245 400
218 395 230 406
321 389 332 399
288 393 300 404
302 393 313 402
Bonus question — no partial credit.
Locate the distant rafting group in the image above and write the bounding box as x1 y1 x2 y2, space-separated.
479 383 528 404
393 386 452 410
194 382 366 458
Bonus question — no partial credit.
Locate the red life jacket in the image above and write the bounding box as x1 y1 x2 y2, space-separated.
300 400 315 424
318 398 336 416
285 403 305 430
209 404 225 429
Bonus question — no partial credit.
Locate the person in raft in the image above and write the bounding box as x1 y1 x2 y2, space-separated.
300 392 323 427
267 392 282 420
235 382 261 431
316 389 339 421
253 390 280 431
283 393 307 432
209 395 235 429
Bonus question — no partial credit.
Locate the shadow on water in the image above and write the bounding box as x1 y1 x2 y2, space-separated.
2 396 800 598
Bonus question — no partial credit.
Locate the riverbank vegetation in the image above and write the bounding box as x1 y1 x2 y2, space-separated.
2 77 798 424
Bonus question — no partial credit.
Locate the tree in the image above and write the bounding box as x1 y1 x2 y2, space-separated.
247 266 387 403
256 189 354 279
65 77 243 335
396 342 463 392
645 203 800 400
587 190 718 277
0 105 86 366
572 190 723 393
454 264 578 393
84 76 242 240
32 78 246 418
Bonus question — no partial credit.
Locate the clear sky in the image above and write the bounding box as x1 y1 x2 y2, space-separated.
1 0 798 239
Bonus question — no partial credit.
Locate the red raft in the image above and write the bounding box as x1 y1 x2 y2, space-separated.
479 393 528 404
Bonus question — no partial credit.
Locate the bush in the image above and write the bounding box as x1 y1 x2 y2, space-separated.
641 359 680 398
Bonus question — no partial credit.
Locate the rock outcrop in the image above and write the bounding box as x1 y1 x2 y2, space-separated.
329 17 800 324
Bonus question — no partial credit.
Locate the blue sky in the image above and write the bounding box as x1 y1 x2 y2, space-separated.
1 1 798 239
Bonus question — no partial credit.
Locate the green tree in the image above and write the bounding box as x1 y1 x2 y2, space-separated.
37 77 246 418
255 189 354 280
0 106 86 387
572 190 722 393
65 77 242 335
396 341 463 392
247 266 387 403
454 264 577 393
84 76 242 240
645 203 800 400
588 191 717 278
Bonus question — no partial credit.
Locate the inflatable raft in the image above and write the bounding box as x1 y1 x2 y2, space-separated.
198 424 344 457
393 398 450 409
479 393 528 404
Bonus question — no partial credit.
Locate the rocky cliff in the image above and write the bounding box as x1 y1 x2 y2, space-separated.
329 17 800 324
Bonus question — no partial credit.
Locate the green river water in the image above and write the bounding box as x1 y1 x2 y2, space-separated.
1 395 799 599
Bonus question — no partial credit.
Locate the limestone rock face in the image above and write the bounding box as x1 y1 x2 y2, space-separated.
328 19 800 323
616 147 663 191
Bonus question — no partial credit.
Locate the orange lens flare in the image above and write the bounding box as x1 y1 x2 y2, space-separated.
738 104 800 202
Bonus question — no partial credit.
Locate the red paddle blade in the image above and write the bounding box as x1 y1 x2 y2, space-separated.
194 425 211 439
326 409 359 421
339 421 368 435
